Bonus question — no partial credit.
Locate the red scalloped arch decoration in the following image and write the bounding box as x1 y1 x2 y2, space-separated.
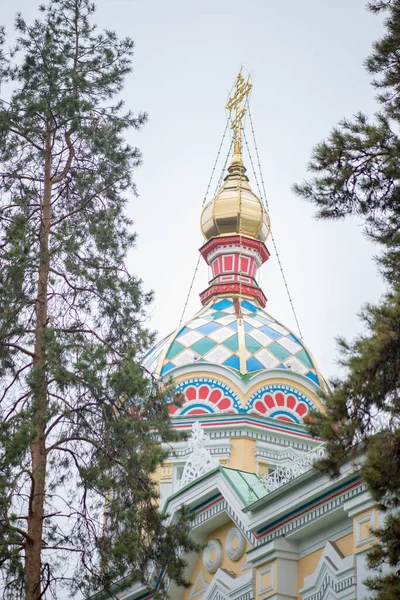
168 384 235 416
252 392 308 423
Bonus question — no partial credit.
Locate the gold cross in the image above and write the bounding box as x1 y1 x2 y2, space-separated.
226 72 252 155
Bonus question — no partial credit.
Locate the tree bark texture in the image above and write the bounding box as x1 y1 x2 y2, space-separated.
25 126 53 600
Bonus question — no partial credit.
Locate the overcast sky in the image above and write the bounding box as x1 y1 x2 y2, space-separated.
2 0 387 381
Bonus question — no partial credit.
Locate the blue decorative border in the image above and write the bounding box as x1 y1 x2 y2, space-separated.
172 380 317 422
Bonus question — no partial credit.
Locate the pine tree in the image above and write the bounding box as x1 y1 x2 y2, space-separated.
294 1 400 597
0 1 196 598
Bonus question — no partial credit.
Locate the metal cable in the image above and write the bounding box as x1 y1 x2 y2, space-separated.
178 115 232 328
215 133 234 194
238 136 244 312
245 104 304 339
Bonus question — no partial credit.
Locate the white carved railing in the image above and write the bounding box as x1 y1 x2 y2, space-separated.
252 444 326 498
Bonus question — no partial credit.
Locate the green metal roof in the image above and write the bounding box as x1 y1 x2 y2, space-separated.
220 467 264 506
163 466 264 509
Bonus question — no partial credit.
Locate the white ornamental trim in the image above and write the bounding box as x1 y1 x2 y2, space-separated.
203 539 223 574
180 422 219 487
256 482 366 545
258 443 326 493
226 527 246 561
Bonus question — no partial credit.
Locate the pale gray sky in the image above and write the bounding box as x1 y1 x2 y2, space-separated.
2 0 386 380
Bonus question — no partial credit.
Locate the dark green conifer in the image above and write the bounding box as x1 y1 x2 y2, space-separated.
295 1 400 597
0 1 195 598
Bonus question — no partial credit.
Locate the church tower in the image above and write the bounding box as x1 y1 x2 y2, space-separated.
143 73 326 479
134 75 372 600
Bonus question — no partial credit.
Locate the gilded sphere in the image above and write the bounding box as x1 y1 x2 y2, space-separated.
200 155 270 242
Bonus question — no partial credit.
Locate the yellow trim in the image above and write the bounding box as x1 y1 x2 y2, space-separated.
257 459 269 478
160 461 173 479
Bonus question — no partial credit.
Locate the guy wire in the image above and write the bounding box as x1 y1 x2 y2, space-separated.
178 115 232 328
244 104 303 340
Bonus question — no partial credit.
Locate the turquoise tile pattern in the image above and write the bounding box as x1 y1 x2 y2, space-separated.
142 297 322 387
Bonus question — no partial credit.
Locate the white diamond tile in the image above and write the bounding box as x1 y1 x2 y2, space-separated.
248 328 274 346
254 348 280 369
208 326 235 343
222 305 235 314
203 345 232 364
178 330 204 347
244 349 252 360
244 316 263 329
284 356 308 375
278 336 302 354
217 315 236 326
186 317 210 330
171 349 199 367
268 322 289 336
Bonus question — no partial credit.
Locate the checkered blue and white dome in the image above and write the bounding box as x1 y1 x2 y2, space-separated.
143 297 324 388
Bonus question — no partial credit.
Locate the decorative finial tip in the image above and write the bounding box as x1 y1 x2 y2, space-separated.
226 71 252 166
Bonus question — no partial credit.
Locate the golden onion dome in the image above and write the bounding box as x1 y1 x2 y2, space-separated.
200 151 271 242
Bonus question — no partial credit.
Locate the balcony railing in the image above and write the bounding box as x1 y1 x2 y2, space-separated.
251 444 326 499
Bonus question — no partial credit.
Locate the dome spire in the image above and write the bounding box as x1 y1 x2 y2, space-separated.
198 73 271 308
200 73 270 243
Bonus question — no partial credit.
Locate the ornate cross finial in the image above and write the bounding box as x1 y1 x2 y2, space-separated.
226 71 252 156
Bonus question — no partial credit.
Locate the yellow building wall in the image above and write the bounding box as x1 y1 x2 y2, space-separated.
255 559 277 598
297 532 353 599
228 438 256 472
153 461 174 509
353 508 378 554
182 520 250 600
336 532 353 557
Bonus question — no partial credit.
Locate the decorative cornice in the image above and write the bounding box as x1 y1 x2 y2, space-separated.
200 283 267 307
200 234 270 263
254 477 365 543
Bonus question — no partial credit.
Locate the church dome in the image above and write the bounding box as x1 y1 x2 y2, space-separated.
142 296 324 388
200 152 270 242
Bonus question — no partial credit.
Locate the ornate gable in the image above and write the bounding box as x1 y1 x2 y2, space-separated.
299 541 355 600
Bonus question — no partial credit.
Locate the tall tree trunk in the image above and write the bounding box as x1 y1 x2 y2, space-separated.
25 126 53 600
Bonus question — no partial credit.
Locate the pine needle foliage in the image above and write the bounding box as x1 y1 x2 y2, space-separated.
294 1 400 597
0 1 196 599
